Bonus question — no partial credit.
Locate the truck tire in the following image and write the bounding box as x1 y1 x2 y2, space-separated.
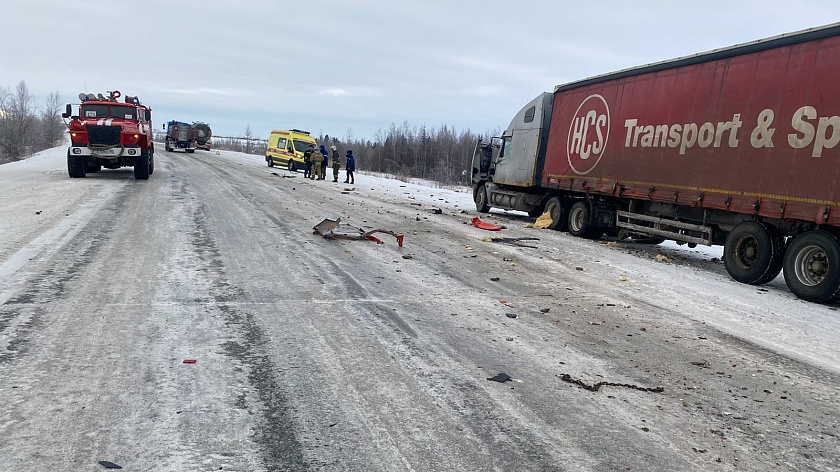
186 149 195 154
67 151 86 178
723 221 784 285
85 162 101 173
267 156 274 167
134 148 151 180
475 183 490 213
528 205 544 218
165 139 172 152
783 231 840 303
568 201 603 239
544 197 568 231
149 145 155 175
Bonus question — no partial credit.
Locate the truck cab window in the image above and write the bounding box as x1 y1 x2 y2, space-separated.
500 137 512 158
524 106 536 123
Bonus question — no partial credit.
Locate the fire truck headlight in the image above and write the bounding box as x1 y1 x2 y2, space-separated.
128 149 136 155
72 148 81 154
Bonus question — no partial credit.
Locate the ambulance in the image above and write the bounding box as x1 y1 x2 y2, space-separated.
265 129 317 171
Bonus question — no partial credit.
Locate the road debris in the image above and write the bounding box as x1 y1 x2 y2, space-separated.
432 208 443 214
525 212 553 229
618 275 628 281
402 254 413 260
540 308 550 313
487 373 513 383
471 217 502 231
490 277 500 281
505 313 518 319
655 254 672 263
313 218 405 247
483 237 540 248
558 373 664 393
183 359 197 364
98 461 123 469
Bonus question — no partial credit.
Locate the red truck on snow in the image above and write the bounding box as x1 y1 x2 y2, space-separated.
62 90 154 179
472 23 840 302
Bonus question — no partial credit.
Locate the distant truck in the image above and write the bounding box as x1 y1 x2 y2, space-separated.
62 90 154 180
472 23 840 303
164 121 196 153
193 122 212 151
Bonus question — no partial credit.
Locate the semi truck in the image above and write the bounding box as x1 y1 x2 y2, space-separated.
472 23 840 303
62 90 154 180
193 122 212 151
164 120 197 153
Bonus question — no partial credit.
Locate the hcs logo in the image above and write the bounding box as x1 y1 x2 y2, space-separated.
567 94 610 175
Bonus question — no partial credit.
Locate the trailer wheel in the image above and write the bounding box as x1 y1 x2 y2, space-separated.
67 150 86 178
723 221 784 285
783 231 840 303
267 156 274 167
475 183 490 213
544 197 568 231
568 201 603 239
134 148 150 180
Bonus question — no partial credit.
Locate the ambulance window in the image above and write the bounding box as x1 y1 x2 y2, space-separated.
277 138 287 149
293 140 311 152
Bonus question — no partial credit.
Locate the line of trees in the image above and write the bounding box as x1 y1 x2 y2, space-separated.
320 122 497 186
0 81 65 165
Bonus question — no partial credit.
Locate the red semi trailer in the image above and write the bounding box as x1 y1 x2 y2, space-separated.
472 23 840 302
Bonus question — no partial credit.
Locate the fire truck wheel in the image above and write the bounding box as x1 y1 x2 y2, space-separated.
134 149 150 180
186 149 195 154
149 155 155 175
723 221 784 285
783 230 840 303
475 183 490 213
568 201 603 239
67 151 86 178
85 162 101 173
545 197 569 231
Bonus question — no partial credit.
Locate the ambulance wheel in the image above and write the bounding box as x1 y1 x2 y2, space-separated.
288 160 296 172
267 156 274 167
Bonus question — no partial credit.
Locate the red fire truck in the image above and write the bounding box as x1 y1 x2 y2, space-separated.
62 90 154 179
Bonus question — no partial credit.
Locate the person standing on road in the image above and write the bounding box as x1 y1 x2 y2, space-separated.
310 144 323 180
319 144 329 180
303 144 314 178
330 145 341 182
344 149 355 184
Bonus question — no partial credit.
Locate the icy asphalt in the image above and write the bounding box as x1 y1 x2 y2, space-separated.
0 147 838 471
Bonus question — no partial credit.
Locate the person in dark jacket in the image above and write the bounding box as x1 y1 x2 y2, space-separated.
319 144 329 180
330 145 341 182
344 149 355 184
303 145 314 178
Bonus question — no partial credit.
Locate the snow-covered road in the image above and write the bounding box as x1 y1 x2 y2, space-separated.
0 146 837 471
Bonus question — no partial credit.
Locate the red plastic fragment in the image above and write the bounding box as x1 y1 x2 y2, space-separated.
471 217 502 231
183 359 197 364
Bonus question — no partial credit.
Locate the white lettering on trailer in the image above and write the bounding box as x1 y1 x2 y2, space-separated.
750 109 775 148
788 106 840 157
567 94 610 175
623 114 742 155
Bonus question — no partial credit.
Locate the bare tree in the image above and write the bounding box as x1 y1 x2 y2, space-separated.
39 91 64 149
243 124 254 154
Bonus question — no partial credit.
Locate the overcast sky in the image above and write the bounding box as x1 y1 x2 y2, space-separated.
3 0 839 140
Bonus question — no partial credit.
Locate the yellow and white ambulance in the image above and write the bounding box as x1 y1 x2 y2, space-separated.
265 129 317 171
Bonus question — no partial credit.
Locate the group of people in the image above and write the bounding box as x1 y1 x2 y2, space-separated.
303 144 355 184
